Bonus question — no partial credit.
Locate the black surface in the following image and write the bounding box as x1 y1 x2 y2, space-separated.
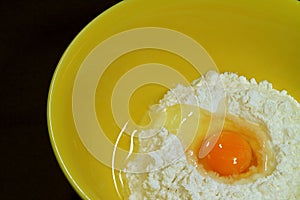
1 0 121 199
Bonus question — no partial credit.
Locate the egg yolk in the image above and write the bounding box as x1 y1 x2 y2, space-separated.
201 131 252 176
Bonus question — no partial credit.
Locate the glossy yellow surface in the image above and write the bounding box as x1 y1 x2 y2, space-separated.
47 0 300 199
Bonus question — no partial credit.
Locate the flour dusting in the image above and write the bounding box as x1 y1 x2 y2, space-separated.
124 71 300 200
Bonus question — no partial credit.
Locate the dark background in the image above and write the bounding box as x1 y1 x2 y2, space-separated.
1 0 121 199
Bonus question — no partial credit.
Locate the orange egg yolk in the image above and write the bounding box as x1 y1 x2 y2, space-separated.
201 131 252 176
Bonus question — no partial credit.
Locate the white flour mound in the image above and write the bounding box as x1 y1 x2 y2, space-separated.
124 71 300 200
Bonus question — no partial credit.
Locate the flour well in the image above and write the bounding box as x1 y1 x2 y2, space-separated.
124 71 300 200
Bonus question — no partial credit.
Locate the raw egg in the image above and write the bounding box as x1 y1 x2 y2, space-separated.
189 111 276 182
161 104 275 182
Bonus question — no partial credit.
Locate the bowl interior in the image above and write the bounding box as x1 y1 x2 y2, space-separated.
48 0 300 199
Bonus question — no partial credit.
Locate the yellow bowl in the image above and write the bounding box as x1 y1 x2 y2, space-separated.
47 0 300 199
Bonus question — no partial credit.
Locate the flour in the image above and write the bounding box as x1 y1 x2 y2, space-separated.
124 71 300 200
